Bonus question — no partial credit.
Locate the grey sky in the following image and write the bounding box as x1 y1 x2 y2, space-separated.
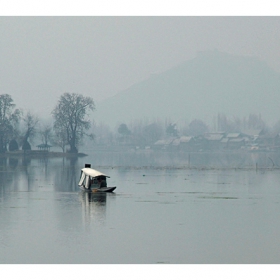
1 16 280 119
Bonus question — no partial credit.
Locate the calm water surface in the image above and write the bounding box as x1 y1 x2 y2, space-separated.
1 153 280 264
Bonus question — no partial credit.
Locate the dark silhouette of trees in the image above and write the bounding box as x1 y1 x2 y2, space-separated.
0 94 21 153
21 112 39 151
217 113 266 132
188 119 208 136
117 123 131 144
166 123 178 137
118 123 131 136
92 122 112 146
273 120 280 134
52 93 95 153
39 124 52 146
53 128 68 152
143 122 163 146
247 113 266 130
9 139 19 151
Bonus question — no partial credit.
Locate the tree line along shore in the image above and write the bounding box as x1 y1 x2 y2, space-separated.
0 93 94 155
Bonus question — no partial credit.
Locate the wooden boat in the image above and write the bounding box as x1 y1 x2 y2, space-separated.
78 164 116 193
79 186 116 193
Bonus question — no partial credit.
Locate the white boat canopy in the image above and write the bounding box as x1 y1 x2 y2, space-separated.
78 168 110 189
81 168 110 178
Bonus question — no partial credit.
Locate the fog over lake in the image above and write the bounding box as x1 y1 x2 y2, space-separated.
1 151 280 264
1 16 280 126
1 14 280 277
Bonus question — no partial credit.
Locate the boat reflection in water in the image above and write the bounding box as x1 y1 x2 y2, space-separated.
81 191 107 204
79 191 115 227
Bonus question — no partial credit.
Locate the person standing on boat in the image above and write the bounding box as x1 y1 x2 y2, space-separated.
97 176 107 188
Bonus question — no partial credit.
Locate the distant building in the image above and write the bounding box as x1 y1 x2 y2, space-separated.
227 138 246 150
222 133 246 150
204 132 225 150
153 138 175 150
152 129 280 152
179 136 195 151
241 129 265 140
255 133 280 151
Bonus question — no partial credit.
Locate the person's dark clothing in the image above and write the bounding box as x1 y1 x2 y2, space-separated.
99 180 107 188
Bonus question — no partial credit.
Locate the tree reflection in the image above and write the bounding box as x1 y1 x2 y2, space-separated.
51 156 79 192
68 157 78 191
8 157 18 169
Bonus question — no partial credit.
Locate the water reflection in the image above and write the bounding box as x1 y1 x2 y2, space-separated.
0 151 279 197
1 152 280 263
53 160 78 192
22 156 31 167
8 157 18 168
79 192 109 227
0 155 81 195
81 191 107 203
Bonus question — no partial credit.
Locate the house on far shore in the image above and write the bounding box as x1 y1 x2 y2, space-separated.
203 132 225 151
153 138 175 150
222 133 246 150
179 136 196 151
241 129 273 150
255 133 280 151
241 129 265 140
152 129 280 152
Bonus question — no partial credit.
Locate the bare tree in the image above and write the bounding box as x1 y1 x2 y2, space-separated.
21 112 39 151
0 94 21 152
52 93 95 153
246 113 266 130
92 122 112 146
40 124 53 146
53 128 68 152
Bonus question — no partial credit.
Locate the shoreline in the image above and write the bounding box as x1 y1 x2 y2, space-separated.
0 150 88 158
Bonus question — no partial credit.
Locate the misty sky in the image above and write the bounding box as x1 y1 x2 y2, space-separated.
1 16 280 119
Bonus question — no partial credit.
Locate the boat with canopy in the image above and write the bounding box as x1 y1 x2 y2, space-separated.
78 164 116 193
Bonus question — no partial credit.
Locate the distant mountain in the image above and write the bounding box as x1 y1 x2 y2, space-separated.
95 50 280 127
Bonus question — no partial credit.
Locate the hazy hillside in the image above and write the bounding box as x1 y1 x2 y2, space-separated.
95 50 280 127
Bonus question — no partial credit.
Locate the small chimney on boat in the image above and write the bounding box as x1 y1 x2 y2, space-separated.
85 164 91 168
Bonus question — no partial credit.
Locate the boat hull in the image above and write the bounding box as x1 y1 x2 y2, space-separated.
79 186 116 193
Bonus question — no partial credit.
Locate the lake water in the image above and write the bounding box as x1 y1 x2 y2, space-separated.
1 151 280 264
